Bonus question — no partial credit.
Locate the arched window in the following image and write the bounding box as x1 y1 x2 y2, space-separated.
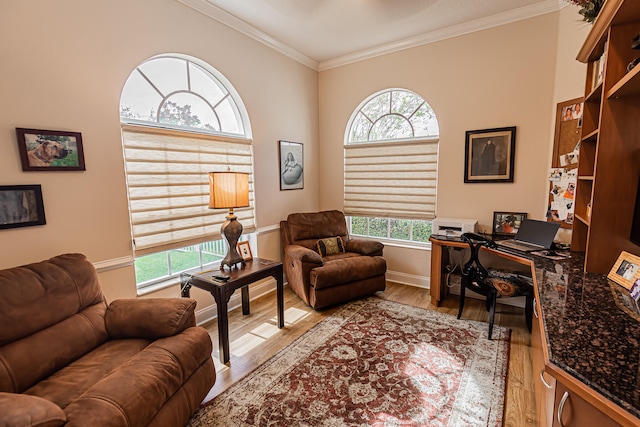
344 89 439 243
120 54 254 289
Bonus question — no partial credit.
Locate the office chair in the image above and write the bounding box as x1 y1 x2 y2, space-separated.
457 232 534 339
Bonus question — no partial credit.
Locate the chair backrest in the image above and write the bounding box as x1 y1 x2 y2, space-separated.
281 210 349 250
461 233 497 290
0 253 108 393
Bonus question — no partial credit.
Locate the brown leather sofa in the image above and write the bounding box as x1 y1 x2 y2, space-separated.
0 253 215 427
280 210 386 309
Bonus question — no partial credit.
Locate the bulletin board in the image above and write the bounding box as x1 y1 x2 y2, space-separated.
548 97 583 229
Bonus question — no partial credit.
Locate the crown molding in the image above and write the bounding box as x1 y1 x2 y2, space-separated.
176 0 319 70
176 0 564 72
319 0 564 71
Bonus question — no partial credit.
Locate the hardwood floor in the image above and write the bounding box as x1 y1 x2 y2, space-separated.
201 282 537 426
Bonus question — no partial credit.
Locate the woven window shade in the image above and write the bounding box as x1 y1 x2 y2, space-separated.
122 125 255 256
344 138 438 220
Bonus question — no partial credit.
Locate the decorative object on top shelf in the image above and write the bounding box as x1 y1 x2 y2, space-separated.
464 126 516 183
608 251 640 290
565 0 604 23
15 128 86 171
279 140 304 190
209 171 250 269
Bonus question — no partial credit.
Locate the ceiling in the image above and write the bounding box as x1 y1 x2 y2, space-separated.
177 0 565 70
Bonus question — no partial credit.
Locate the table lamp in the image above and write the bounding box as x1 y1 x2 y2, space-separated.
209 171 249 269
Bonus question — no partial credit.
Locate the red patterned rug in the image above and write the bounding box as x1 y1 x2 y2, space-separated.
188 298 510 426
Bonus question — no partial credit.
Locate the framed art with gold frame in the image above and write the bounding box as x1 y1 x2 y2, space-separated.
237 241 253 261
608 251 640 290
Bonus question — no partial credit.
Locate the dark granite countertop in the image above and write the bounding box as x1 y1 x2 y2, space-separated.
532 252 640 420
430 234 640 420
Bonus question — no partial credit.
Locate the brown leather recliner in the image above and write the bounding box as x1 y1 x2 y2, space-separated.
0 253 215 427
280 210 386 309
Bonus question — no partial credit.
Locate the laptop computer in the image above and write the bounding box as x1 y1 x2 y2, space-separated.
495 219 561 252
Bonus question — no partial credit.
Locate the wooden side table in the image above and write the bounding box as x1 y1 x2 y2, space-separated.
180 258 284 364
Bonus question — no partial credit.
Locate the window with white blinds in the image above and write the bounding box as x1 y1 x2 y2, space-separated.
344 138 438 220
344 89 440 221
122 125 255 256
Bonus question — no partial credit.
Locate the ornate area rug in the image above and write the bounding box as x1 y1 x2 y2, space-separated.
188 298 510 426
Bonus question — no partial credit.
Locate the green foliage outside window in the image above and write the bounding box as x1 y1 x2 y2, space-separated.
369 218 389 238
390 219 411 240
350 216 432 244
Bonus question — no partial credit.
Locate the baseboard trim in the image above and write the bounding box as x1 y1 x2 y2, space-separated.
385 270 429 289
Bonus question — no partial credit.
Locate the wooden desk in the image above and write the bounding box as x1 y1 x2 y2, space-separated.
428 235 531 306
180 258 284 364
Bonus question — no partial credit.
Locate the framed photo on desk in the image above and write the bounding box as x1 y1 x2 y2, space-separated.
608 251 640 290
492 211 527 236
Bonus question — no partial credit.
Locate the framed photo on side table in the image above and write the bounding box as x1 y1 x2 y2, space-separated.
492 211 527 236
0 185 46 230
464 126 516 183
608 251 640 290
238 241 253 261
16 128 86 171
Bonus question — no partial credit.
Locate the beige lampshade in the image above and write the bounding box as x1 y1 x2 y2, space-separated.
209 172 249 209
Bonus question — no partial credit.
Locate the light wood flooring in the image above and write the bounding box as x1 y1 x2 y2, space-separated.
201 282 537 426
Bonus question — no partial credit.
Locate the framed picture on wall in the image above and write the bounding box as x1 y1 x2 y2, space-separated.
464 126 516 183
279 140 304 190
16 128 86 172
492 211 527 236
0 185 46 230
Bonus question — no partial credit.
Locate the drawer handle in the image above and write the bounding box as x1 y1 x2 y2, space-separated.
539 369 552 389
533 298 539 319
557 391 569 427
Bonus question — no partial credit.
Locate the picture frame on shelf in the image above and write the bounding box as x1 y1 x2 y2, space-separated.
608 251 640 290
237 241 253 261
279 140 304 190
464 126 516 183
0 185 46 230
492 212 527 236
16 128 86 172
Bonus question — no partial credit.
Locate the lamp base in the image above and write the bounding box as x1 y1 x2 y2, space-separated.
220 212 245 270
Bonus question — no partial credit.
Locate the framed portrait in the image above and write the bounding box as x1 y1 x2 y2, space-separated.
16 128 86 172
464 126 516 183
279 140 304 190
492 211 527 236
0 185 46 230
608 251 640 290
237 241 253 261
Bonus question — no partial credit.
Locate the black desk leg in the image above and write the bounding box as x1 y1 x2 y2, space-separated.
212 289 230 364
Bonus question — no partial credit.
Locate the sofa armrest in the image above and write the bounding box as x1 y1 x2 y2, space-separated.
106 298 197 339
284 244 323 264
346 238 384 256
0 393 66 427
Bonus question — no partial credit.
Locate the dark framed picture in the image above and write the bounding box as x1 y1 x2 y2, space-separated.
608 251 640 290
492 211 527 236
16 127 86 171
464 126 516 183
0 185 46 230
237 241 253 261
279 140 304 190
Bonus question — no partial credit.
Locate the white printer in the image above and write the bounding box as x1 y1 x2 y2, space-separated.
432 218 478 238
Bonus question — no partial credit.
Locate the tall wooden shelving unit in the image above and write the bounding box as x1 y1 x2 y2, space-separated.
573 0 640 273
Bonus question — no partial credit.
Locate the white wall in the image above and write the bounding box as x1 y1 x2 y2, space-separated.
318 9 589 285
0 0 319 309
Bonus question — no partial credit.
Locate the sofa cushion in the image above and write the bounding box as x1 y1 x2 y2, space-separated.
315 237 345 257
106 298 197 339
0 393 66 427
310 255 386 290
